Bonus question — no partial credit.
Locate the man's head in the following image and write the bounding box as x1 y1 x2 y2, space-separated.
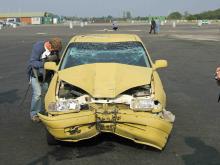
48 38 62 52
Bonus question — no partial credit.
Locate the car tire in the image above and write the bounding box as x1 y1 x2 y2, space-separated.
46 129 59 145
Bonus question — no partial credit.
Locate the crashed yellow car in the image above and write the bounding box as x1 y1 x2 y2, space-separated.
39 34 175 150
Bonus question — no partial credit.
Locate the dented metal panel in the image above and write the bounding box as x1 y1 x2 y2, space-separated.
58 63 152 98
38 104 173 150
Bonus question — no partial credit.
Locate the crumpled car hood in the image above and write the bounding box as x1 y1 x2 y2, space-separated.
58 63 152 98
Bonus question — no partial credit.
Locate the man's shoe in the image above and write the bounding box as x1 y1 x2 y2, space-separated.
31 115 41 123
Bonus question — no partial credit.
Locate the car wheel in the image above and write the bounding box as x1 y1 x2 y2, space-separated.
46 129 59 145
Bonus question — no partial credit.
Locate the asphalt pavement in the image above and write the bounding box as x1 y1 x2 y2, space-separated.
0 23 220 165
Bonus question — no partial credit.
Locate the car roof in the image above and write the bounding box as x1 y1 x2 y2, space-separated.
70 34 142 43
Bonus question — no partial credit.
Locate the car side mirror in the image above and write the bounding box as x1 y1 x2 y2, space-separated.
154 60 168 69
44 62 57 71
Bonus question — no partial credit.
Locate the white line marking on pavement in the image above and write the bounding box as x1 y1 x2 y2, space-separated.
96 29 143 32
96 29 114 32
36 33 47 35
126 30 142 32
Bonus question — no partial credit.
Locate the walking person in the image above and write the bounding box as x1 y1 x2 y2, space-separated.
155 18 160 34
27 38 62 122
149 18 156 34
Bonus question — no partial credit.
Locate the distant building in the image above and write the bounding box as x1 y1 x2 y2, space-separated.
0 12 60 24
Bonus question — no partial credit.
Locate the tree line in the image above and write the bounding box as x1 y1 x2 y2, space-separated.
62 8 220 22
62 15 150 23
168 8 220 20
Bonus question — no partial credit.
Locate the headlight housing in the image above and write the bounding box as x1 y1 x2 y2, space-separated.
48 99 80 112
130 98 155 111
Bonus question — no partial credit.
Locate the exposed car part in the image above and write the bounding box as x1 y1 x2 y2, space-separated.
58 81 86 99
123 84 152 97
50 80 163 113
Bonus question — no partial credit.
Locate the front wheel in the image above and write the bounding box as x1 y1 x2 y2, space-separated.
46 129 59 145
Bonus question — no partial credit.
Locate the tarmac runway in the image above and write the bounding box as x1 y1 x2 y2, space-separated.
0 23 220 165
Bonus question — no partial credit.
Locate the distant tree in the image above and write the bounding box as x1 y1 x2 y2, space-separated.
184 11 190 17
82 18 89 22
133 16 149 21
107 15 113 19
123 11 126 19
186 15 197 20
183 11 190 19
167 12 182 20
186 8 220 20
126 11 132 19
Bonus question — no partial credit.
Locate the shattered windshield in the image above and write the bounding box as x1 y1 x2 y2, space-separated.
60 42 151 70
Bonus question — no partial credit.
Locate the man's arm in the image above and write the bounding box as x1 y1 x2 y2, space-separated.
29 43 44 69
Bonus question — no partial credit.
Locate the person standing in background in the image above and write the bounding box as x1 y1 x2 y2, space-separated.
155 18 160 34
149 18 156 34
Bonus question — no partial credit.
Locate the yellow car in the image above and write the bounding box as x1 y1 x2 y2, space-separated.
39 34 175 150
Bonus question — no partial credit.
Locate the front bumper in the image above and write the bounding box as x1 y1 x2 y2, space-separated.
38 105 174 150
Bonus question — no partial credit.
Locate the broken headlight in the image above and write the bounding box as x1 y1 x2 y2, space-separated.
48 99 80 112
130 98 154 111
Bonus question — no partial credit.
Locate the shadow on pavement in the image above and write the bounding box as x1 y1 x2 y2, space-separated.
26 142 115 164
182 137 220 165
26 133 159 164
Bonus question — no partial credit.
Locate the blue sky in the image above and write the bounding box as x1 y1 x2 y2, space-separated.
0 0 220 17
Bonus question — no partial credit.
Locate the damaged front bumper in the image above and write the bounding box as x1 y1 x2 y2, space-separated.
38 104 174 150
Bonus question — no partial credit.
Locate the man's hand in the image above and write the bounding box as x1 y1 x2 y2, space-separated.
215 67 220 80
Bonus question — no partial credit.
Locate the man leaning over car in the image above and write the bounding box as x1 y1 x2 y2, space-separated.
27 38 62 122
